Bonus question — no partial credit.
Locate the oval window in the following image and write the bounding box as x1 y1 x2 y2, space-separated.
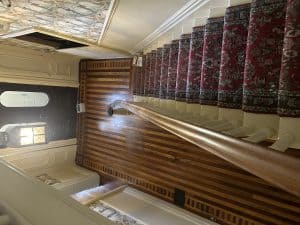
0 91 49 107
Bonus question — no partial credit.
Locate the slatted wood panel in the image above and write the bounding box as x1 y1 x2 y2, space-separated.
77 59 300 225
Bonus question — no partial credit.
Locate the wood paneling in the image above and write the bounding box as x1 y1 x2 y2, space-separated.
77 59 300 225
114 101 300 198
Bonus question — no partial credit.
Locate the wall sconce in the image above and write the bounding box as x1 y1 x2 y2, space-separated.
132 53 143 67
107 100 132 116
0 123 48 148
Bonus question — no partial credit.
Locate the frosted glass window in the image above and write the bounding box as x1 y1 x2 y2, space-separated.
20 127 34 146
20 126 46 146
0 91 49 107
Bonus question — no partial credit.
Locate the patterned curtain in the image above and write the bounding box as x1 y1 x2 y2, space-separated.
243 0 287 113
218 4 251 109
186 26 205 103
175 33 192 101
278 0 300 117
200 17 224 106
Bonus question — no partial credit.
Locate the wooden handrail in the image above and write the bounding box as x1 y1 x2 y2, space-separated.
110 101 300 198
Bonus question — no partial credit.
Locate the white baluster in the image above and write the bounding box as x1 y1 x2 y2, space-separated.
270 133 294 152
223 126 253 137
243 128 274 143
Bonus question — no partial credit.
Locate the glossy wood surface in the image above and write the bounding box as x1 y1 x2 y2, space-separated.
115 101 300 198
77 59 300 225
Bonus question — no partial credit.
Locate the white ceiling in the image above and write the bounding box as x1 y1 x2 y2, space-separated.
101 0 191 53
0 0 197 58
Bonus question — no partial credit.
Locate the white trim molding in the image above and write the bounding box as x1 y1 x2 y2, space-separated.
98 0 120 45
0 138 77 158
129 0 210 54
123 187 218 225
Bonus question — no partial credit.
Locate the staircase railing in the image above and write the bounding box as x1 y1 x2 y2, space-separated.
108 100 300 198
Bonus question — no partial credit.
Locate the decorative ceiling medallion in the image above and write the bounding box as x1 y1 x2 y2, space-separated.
0 0 113 43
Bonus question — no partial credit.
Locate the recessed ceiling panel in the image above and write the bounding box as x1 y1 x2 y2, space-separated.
0 0 112 43
15 32 88 49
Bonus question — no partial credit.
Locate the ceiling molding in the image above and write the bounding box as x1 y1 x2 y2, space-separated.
129 0 210 54
0 26 130 58
0 27 104 47
98 0 119 45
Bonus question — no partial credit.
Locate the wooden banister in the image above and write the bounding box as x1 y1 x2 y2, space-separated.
110 101 300 198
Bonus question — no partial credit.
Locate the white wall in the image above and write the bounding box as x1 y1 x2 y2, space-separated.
0 159 113 225
0 43 80 87
0 139 77 169
0 44 81 164
143 0 251 53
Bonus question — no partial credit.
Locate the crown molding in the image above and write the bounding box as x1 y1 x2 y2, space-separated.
129 0 210 54
98 0 119 45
